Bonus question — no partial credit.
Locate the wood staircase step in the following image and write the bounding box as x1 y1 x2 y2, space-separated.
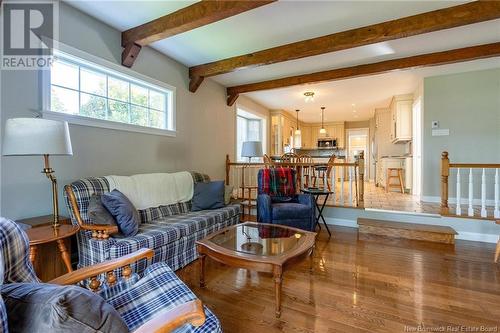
357 218 457 244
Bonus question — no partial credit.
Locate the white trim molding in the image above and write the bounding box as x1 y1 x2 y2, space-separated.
422 195 495 206
40 40 177 137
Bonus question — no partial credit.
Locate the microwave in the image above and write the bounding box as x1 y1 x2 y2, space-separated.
317 138 337 148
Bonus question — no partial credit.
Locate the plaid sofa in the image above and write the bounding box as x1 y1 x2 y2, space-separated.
0 217 222 332
64 172 240 275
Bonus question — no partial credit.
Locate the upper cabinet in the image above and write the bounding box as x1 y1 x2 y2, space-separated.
390 94 413 143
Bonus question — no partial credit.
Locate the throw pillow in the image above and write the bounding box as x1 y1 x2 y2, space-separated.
224 185 234 205
1 283 128 333
88 194 116 225
192 181 225 211
101 190 140 237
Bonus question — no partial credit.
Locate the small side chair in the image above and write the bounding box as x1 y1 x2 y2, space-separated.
257 168 315 232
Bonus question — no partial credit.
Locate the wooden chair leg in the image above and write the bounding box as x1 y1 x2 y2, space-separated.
386 169 390 193
495 239 500 263
398 169 404 194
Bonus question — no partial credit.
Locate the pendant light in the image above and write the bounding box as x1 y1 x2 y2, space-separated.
294 109 302 148
304 91 315 103
319 106 327 134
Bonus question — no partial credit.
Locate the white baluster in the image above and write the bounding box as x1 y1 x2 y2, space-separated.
340 166 344 206
495 169 500 218
348 167 353 206
481 168 487 218
468 168 474 217
332 166 336 204
323 170 327 191
456 169 461 216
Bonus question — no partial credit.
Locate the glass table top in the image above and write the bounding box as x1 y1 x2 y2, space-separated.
208 223 307 256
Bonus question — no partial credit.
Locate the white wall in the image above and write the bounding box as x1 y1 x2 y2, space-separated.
0 2 236 220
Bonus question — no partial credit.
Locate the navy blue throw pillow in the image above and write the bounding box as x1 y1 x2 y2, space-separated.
101 189 140 237
192 181 225 211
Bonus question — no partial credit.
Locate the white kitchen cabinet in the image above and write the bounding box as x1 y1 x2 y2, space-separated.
390 94 413 143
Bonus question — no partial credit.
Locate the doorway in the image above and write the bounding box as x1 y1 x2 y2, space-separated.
412 98 422 198
347 128 369 178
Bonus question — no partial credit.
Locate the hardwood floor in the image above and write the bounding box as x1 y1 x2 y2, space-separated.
177 226 500 333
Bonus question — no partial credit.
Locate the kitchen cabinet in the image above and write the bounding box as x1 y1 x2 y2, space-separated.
390 94 413 143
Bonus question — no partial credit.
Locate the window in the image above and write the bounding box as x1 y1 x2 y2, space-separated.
43 47 175 136
236 109 263 162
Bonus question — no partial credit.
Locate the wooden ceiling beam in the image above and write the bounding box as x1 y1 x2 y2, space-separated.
226 43 500 106
192 1 500 82
121 0 276 68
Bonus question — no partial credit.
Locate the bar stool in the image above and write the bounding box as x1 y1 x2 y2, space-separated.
386 168 404 193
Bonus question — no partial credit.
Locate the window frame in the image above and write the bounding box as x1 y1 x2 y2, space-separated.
41 42 176 137
236 113 263 162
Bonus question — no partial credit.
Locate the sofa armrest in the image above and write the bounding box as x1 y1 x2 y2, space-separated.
257 194 272 223
133 299 206 333
297 194 316 232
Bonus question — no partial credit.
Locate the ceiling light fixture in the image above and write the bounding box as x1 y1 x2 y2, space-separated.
319 107 327 134
304 91 315 103
294 109 302 148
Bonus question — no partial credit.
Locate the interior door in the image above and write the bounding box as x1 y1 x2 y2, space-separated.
412 98 422 198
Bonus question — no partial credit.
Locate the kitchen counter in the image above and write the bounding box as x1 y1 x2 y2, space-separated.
294 148 346 159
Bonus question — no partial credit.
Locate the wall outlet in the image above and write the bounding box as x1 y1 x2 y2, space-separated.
431 121 439 129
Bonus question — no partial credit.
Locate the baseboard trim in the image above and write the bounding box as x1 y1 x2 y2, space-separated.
422 195 495 206
364 208 440 218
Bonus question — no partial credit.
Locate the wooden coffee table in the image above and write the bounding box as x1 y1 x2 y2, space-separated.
196 222 316 318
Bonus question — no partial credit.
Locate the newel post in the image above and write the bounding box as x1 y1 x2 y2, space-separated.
441 151 450 215
358 151 365 208
225 154 230 185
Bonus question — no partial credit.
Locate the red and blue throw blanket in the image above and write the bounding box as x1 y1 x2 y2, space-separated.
260 167 295 197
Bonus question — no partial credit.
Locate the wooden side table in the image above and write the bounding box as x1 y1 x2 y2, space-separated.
17 215 78 281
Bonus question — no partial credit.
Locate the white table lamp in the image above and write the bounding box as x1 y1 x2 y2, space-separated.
3 118 73 228
241 141 263 163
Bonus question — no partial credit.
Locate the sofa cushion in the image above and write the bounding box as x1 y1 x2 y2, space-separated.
88 194 116 225
151 204 240 237
1 283 128 333
106 262 221 332
191 181 225 211
272 203 312 220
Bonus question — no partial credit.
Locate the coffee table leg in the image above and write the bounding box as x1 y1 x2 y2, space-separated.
56 239 73 273
199 254 206 288
273 265 282 318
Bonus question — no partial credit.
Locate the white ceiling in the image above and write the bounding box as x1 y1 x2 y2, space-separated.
66 1 500 122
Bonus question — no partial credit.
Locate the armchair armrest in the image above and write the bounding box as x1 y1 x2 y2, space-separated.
65 185 120 239
49 248 153 285
133 299 206 333
297 193 314 207
257 194 272 223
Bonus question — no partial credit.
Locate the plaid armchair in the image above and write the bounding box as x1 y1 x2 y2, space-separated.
0 217 222 333
257 168 316 231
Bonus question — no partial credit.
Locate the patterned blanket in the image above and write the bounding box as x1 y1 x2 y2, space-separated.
259 167 296 197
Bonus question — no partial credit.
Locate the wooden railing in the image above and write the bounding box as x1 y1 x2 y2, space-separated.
441 151 500 219
225 152 365 212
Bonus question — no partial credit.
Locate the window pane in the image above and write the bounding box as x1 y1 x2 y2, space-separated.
80 93 106 120
108 100 129 123
80 68 106 96
150 90 165 111
236 116 247 161
131 106 148 127
108 77 129 102
248 120 261 141
51 60 78 89
149 110 165 129
51 86 78 114
131 84 148 107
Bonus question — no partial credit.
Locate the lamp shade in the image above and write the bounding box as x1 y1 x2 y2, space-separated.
241 141 263 158
3 118 73 156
